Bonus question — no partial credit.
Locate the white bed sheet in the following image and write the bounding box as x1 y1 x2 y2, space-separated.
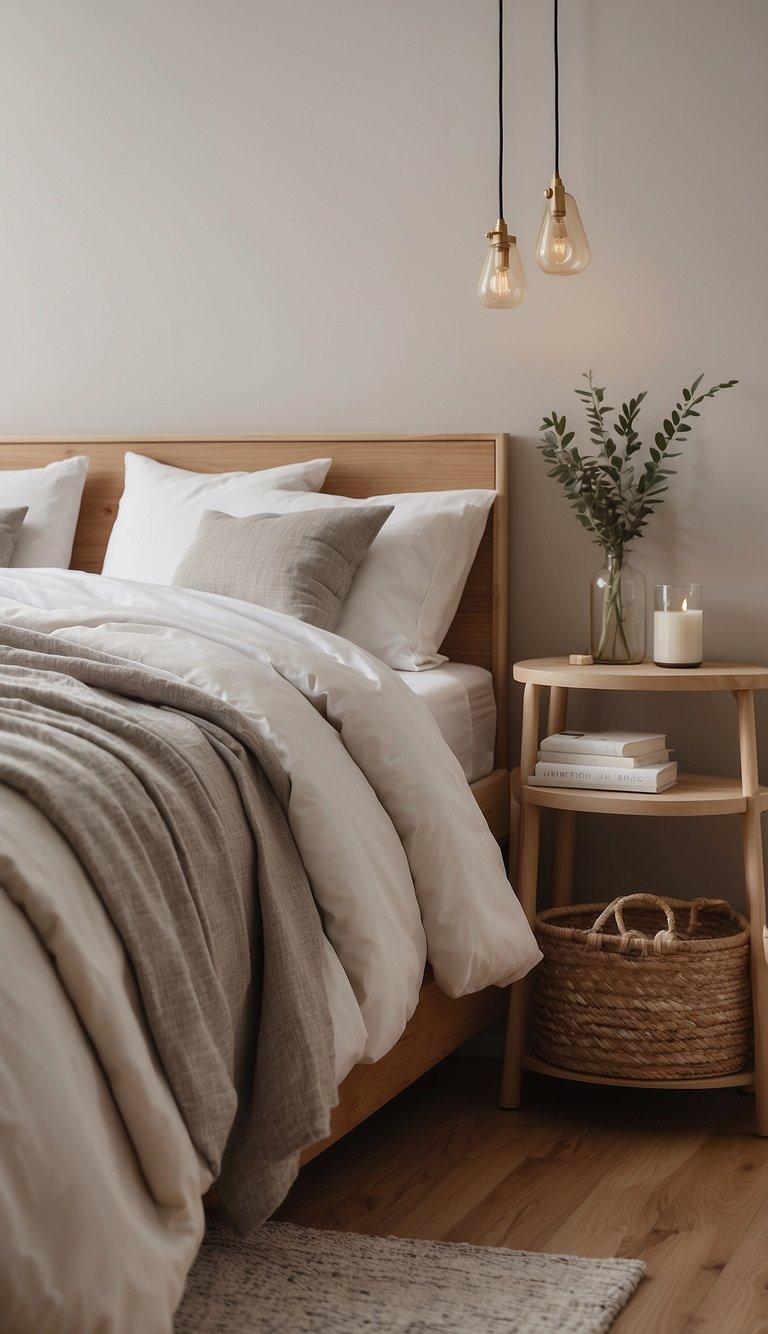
397 663 496 783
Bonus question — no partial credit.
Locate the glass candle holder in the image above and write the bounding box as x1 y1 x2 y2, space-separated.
654 584 704 667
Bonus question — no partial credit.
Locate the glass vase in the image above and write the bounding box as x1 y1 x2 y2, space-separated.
590 552 647 664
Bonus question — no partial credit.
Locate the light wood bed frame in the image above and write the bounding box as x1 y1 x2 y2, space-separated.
0 432 511 1157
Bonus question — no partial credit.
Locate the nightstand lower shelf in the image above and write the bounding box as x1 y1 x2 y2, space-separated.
522 1052 754 1091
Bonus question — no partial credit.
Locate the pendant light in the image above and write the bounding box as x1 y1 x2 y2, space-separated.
477 0 527 308
535 0 591 275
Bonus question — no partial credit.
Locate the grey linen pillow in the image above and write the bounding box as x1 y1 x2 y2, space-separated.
172 504 394 631
0 507 28 566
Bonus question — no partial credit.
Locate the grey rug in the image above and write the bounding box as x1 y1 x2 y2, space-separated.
174 1215 645 1333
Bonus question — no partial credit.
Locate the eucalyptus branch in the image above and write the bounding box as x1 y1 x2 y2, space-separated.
538 371 738 556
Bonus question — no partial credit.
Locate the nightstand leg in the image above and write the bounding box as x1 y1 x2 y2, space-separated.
736 689 768 1136
551 811 576 907
509 767 522 880
742 800 768 1134
501 681 542 1109
547 686 569 735
518 684 542 810
546 685 576 906
515 679 543 891
501 801 541 1108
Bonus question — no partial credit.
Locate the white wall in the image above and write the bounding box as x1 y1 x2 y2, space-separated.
1 0 766 899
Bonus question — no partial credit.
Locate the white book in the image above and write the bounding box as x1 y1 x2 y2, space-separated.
531 760 678 793
540 730 667 758
537 748 671 770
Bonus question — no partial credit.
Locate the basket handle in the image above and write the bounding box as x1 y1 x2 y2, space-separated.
587 893 679 957
687 897 733 934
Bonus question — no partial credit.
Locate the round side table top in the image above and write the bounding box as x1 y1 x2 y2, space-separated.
512 658 768 692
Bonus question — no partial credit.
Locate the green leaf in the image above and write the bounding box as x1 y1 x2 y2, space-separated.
537 370 737 554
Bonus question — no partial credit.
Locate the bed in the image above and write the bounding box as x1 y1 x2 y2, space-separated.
0 433 538 1332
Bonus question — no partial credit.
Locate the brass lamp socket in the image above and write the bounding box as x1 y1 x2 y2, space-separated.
543 174 567 219
485 217 515 266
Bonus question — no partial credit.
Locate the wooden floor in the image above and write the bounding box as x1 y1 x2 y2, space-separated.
276 1056 768 1332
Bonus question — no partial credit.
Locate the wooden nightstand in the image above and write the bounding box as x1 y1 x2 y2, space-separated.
501 657 768 1134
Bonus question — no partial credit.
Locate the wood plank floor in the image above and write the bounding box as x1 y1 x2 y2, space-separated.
276 1057 768 1332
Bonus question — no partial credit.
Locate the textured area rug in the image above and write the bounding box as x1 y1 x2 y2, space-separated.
174 1215 645 1333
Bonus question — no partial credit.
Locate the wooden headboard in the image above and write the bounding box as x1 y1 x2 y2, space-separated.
0 434 509 766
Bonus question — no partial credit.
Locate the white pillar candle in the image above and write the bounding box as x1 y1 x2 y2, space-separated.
654 609 704 666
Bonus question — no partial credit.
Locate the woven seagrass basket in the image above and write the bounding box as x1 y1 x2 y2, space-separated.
531 893 752 1081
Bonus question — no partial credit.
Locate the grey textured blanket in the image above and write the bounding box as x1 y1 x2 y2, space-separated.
0 625 336 1231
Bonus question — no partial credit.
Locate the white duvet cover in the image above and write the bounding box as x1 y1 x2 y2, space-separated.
0 569 540 1334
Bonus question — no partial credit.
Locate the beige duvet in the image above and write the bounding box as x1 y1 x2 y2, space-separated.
0 573 542 1333
1 789 208 1334
0 625 339 1333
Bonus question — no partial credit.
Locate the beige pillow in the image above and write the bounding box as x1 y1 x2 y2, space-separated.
173 505 394 631
0 507 28 566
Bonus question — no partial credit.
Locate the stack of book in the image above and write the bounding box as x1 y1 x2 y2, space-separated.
530 730 678 793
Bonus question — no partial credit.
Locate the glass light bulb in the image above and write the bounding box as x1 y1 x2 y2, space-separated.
492 264 511 298
535 190 591 275
546 218 573 265
477 231 527 308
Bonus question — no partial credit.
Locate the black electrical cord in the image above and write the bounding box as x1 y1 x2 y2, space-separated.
498 0 504 220
554 0 560 175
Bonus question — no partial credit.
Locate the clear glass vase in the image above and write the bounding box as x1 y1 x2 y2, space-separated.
590 552 647 664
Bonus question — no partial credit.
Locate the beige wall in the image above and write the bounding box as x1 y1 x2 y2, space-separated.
1 0 766 900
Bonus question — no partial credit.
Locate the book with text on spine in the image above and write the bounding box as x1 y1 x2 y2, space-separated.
537 748 671 769
540 730 667 758
531 760 678 793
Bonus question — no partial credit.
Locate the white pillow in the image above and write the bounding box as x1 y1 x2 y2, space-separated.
101 452 332 583
0 455 90 568
338 490 495 669
177 487 495 670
